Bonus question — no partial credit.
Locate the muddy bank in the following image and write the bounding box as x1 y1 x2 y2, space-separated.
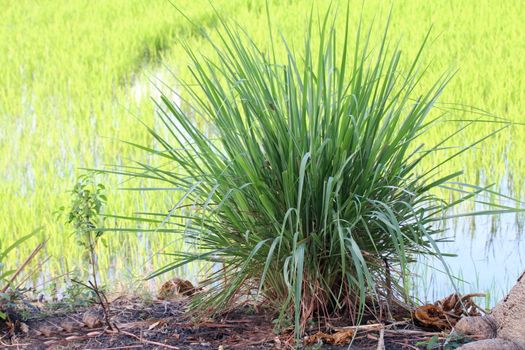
1 296 469 350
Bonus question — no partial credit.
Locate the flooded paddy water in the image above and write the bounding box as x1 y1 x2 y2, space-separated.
415 206 525 305
24 68 525 307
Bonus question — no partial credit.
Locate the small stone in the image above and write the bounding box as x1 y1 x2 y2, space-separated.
454 315 497 339
38 325 54 337
82 311 102 329
458 339 522 350
19 322 29 333
457 270 525 350
60 320 75 333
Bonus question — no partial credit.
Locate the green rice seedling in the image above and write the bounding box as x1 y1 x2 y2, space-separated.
0 0 262 286
107 6 524 339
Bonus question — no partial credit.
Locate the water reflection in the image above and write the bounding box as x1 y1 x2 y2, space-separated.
415 209 525 306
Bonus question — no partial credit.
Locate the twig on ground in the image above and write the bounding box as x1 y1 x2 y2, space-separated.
65 314 85 326
384 329 444 336
392 341 419 350
119 330 180 349
0 341 31 348
89 280 114 331
332 320 408 332
98 346 144 350
72 278 115 331
0 241 45 294
376 327 385 350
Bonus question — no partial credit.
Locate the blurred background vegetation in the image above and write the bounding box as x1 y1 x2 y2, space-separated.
1 0 524 299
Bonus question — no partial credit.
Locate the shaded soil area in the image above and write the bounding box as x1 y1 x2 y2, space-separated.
0 297 463 349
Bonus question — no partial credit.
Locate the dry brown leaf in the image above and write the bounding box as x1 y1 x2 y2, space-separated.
413 304 450 330
148 320 166 331
331 329 355 344
413 293 484 330
440 293 459 311
305 329 354 345
158 278 200 300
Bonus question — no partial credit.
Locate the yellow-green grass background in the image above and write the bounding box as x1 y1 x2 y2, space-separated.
1 0 524 293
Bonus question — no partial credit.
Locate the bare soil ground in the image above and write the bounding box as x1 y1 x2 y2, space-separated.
0 297 466 350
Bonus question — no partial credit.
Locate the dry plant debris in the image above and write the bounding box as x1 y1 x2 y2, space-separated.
305 328 355 345
413 293 485 330
158 278 201 300
1 297 279 349
2 293 485 349
303 321 458 349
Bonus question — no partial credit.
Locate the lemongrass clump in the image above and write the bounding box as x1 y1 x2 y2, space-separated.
112 7 517 338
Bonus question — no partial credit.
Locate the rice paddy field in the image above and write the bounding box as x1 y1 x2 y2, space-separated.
1 0 525 303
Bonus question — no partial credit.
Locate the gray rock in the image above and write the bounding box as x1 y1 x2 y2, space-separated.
457 271 525 350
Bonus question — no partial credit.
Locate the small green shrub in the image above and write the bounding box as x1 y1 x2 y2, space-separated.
416 334 468 349
110 6 518 339
45 280 97 311
60 174 107 286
